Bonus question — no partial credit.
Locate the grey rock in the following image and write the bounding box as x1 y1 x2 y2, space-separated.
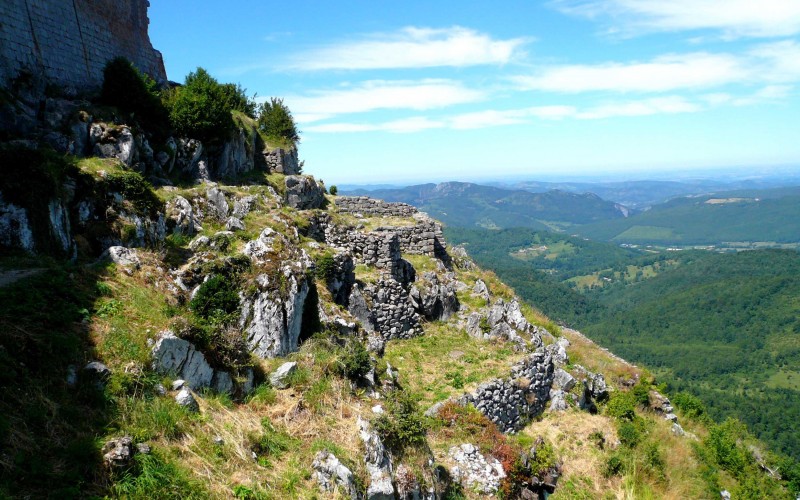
549 390 569 412
151 331 215 389
206 187 229 220
552 368 576 392
448 443 505 494
672 423 686 436
270 362 298 389
188 235 210 250
472 279 490 303
0 192 35 252
232 195 258 218
264 146 300 175
172 379 186 391
285 175 326 209
82 361 111 388
312 450 361 500
167 196 202 235
101 246 141 268
66 365 78 387
212 371 234 395
225 216 245 232
102 436 135 469
175 387 199 412
720 491 731 500
357 417 394 500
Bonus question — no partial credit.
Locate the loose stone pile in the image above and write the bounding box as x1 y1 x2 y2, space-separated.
448 443 506 494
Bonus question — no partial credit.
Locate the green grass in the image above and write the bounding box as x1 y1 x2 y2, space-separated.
612 225 678 241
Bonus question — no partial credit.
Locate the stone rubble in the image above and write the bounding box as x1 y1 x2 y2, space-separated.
448 443 506 495
311 450 361 500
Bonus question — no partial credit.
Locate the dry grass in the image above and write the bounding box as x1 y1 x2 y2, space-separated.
561 327 642 387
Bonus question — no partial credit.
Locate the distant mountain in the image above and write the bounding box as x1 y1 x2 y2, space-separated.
576 186 800 245
344 181 630 230
486 176 800 209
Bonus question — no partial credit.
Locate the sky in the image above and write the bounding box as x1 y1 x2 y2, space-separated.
148 1 800 184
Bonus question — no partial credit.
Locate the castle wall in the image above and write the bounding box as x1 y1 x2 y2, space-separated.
0 0 166 91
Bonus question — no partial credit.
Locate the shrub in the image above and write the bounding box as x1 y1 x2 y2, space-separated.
104 171 162 218
706 419 750 476
100 57 171 141
603 453 625 477
617 420 642 448
673 391 707 420
338 339 372 381
605 391 636 421
373 390 428 454
631 380 651 407
329 185 338 196
314 252 336 283
257 97 299 146
165 68 244 146
189 275 239 323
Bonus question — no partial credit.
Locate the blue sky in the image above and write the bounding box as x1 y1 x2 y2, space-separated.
149 1 800 184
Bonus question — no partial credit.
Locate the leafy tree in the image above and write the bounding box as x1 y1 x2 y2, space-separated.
100 57 170 141
257 97 299 146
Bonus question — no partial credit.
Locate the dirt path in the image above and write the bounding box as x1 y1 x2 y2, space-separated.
0 268 46 288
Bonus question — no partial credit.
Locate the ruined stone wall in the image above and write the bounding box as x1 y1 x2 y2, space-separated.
0 0 166 91
335 196 418 218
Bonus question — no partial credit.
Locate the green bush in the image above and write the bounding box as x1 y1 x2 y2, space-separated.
189 275 239 323
706 419 750 476
373 390 428 454
603 453 625 477
165 68 251 146
314 252 336 283
631 380 651 407
329 185 338 196
673 391 707 420
100 57 171 141
104 171 162 218
605 391 636 421
339 339 372 381
617 420 642 448
257 97 299 146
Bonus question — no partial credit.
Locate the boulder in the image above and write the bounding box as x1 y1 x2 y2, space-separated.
232 195 258 218
175 387 199 412
206 187 229 220
166 196 202 235
102 436 136 469
311 450 360 500
151 331 215 389
225 216 245 232
284 175 325 209
270 362 297 389
82 361 111 389
101 246 140 268
552 368 576 392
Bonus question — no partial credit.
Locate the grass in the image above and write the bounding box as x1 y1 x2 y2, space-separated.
384 322 525 408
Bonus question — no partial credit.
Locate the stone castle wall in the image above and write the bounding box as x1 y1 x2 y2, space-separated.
335 196 418 218
0 0 166 91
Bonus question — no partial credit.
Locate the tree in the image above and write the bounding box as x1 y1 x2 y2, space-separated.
257 97 299 146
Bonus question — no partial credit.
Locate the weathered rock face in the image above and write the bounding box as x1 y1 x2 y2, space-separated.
239 269 310 358
150 330 249 395
0 192 35 252
269 361 297 389
311 450 361 500
215 125 258 178
463 350 555 433
466 299 545 351
101 246 141 268
357 417 394 500
410 272 460 321
206 187 230 221
166 196 203 236
285 175 325 209
448 443 505 495
263 146 299 175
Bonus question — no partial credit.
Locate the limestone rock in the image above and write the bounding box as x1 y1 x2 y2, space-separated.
549 390 569 412
285 175 325 209
151 331 215 389
206 187 229 220
240 268 310 358
232 195 258 218
448 443 505 494
101 246 141 268
175 387 199 412
552 368 576 392
225 216 245 232
0 192 35 253
270 362 297 389
311 450 360 500
472 279 490 303
102 436 136 469
242 227 284 263
410 272 459 321
357 416 394 500
264 146 300 175
167 196 202 235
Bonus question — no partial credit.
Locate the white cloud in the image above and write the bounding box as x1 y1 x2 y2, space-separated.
283 26 528 70
513 42 800 94
512 52 745 93
288 80 485 123
303 96 708 134
554 0 800 38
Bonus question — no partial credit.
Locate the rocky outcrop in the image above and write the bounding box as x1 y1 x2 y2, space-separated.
264 146 300 175
100 246 141 268
448 443 505 495
466 299 545 351
270 362 297 389
166 196 203 235
285 175 325 209
206 187 230 221
239 267 310 358
312 450 361 500
410 272 460 321
463 350 555 433
0 192 35 252
357 417 394 500
215 125 258 178
151 330 249 395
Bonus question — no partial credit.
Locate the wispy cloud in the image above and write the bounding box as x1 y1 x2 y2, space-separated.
304 96 707 134
553 0 800 38
282 26 529 70
289 80 486 123
512 41 800 94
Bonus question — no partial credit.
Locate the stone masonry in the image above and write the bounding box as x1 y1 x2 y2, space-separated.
335 196 417 218
0 0 167 92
